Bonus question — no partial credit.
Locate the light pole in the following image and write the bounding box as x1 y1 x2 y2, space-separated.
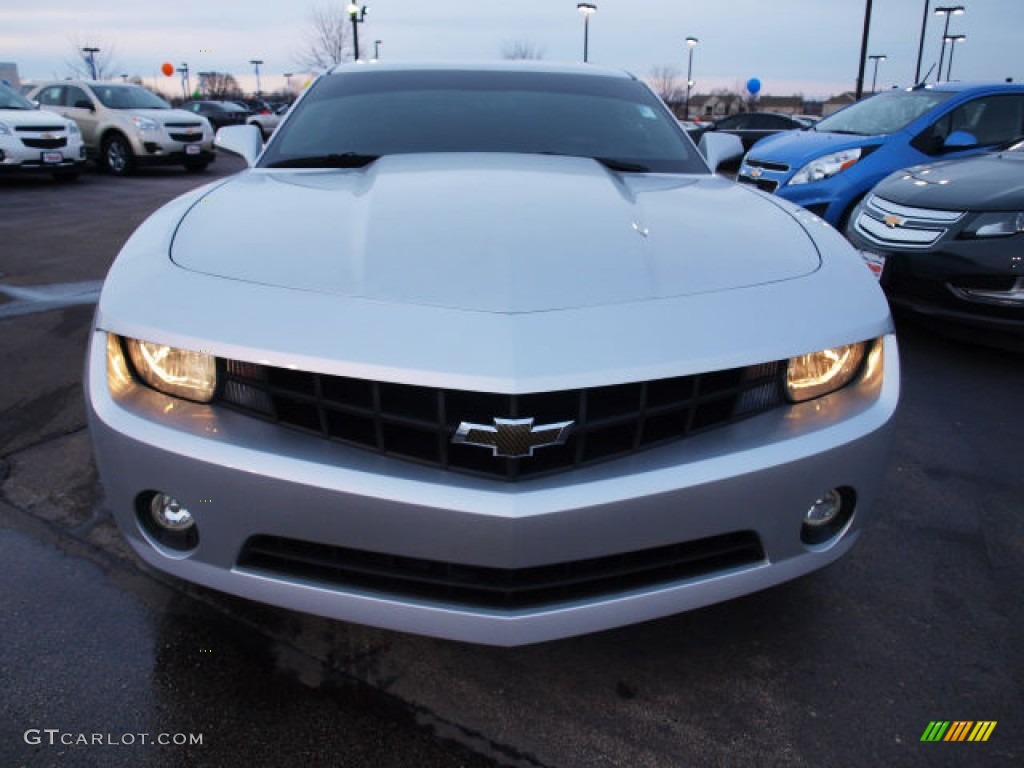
348 4 368 61
250 59 263 96
177 63 190 101
82 47 100 79
577 3 596 63
868 54 886 93
934 6 965 82
684 37 698 120
284 72 293 95
914 1 930 83
374 40 382 59
944 34 966 81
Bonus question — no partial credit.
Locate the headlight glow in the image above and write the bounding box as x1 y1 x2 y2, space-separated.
962 211 1024 238
788 148 862 186
123 337 217 402
786 342 869 402
131 115 159 133
66 121 81 137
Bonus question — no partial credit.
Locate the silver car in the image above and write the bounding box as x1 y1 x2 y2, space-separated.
86 62 899 645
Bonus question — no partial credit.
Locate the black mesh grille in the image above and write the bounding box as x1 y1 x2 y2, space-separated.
238 531 766 609
170 133 202 142
218 360 784 480
21 137 67 149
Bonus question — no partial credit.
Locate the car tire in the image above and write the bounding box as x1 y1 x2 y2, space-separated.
102 134 134 176
52 170 80 182
184 161 209 173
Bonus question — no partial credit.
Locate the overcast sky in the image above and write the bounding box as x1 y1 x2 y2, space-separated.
2 1 1020 99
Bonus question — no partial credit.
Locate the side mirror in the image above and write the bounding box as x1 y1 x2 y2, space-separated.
215 124 263 166
943 129 978 150
699 132 744 173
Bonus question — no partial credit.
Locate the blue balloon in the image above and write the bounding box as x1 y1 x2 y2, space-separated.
746 77 761 95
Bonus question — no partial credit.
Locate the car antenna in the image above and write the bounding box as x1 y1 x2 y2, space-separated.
912 64 936 89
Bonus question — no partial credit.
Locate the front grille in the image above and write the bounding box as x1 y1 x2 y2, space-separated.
16 125 66 132
170 133 202 142
21 137 67 149
164 122 205 129
219 361 785 480
743 158 790 172
853 195 964 248
238 531 766 609
737 175 778 193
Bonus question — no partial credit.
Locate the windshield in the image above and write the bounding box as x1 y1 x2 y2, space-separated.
259 69 703 173
92 85 171 110
0 83 34 110
816 89 954 136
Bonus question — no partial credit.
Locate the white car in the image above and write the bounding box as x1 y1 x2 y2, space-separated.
0 82 86 180
86 62 899 646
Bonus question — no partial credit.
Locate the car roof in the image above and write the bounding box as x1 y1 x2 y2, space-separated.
903 80 1024 94
324 60 635 80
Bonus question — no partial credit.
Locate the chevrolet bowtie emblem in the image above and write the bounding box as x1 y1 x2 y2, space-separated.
884 214 905 229
750 167 763 178
452 417 574 458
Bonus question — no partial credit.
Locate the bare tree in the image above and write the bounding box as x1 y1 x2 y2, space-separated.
294 4 352 72
65 35 119 80
200 72 244 100
648 66 684 109
501 40 545 60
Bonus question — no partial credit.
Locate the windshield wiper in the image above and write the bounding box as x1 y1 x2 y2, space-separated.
266 153 380 169
822 129 867 136
594 157 650 173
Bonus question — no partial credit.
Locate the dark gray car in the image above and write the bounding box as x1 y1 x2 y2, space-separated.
846 140 1024 347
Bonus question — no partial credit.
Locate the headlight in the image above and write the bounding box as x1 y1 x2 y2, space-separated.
786 342 868 402
962 211 1024 238
66 121 81 137
131 115 159 133
122 337 217 402
0 121 11 136
788 148 862 186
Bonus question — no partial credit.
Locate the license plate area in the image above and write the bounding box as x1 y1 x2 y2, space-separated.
41 151 63 164
185 144 201 155
860 250 886 280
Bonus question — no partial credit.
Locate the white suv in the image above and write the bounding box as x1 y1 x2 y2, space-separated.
29 80 215 175
0 82 85 180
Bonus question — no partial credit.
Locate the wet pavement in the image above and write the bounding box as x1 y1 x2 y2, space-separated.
1 156 1022 767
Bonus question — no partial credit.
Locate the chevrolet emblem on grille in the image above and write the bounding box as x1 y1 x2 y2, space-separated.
452 417 574 458
883 214 905 229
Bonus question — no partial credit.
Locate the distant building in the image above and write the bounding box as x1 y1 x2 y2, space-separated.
823 92 857 116
753 95 804 115
0 62 20 88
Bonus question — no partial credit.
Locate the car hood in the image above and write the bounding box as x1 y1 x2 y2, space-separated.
0 108 73 128
171 153 820 313
747 130 882 165
872 151 1024 210
127 108 204 124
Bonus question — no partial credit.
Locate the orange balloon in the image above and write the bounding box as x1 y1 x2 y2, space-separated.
161 62 174 77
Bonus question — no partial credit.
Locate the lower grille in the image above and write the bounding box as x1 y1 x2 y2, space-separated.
22 137 67 149
170 133 202 142
219 361 785 480
737 175 778 193
238 531 766 609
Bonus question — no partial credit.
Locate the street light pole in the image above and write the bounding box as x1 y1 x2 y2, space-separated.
914 1 930 83
249 59 263 96
934 6 965 83
177 63 190 101
577 4 596 63
82 47 100 79
685 37 698 120
348 4 368 61
854 0 873 101
374 40 382 59
944 35 966 80
868 54 886 93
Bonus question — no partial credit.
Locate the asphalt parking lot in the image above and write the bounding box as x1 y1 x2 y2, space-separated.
1 156 1022 767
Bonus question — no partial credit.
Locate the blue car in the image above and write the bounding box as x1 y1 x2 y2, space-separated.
737 82 1024 227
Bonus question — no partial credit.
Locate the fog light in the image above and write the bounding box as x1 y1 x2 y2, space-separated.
801 487 855 547
150 493 193 531
136 491 199 552
805 490 842 527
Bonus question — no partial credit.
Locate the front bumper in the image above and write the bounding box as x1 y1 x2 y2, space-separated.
0 137 86 172
86 332 899 646
127 131 215 166
737 162 860 226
